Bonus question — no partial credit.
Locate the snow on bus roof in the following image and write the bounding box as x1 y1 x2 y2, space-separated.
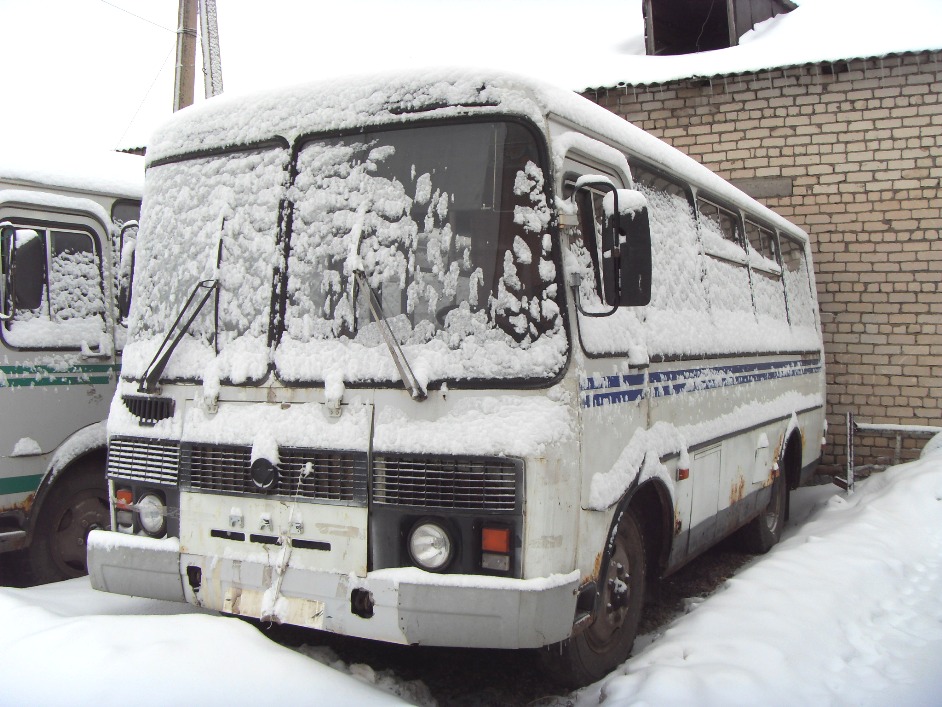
0 144 144 200
149 67 806 241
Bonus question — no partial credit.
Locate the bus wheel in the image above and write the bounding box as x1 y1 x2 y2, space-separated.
539 508 647 688
27 464 110 584
739 468 787 554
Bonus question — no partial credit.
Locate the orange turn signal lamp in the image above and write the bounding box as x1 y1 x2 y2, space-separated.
115 488 134 509
481 525 512 573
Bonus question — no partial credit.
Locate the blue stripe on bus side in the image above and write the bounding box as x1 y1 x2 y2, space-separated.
580 357 821 408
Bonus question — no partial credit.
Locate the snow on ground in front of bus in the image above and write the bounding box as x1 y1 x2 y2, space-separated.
2 454 942 706
0 582 415 706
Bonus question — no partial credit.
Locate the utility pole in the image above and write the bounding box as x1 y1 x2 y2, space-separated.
173 0 198 112
199 0 224 98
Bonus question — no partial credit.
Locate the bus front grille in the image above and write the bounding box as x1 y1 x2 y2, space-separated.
181 443 368 505
107 438 519 511
108 437 181 485
372 454 520 511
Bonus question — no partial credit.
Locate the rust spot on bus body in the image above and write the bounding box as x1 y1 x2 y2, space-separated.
583 551 604 585
729 475 745 505
0 492 35 516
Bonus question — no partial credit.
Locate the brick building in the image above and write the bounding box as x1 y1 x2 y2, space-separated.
584 50 942 473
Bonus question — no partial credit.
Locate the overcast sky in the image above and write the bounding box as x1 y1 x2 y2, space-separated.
3 0 940 154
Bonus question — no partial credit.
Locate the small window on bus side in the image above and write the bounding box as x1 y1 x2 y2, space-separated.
115 222 137 327
574 184 618 307
780 234 816 328
744 220 781 275
111 199 141 227
697 198 746 264
745 220 787 324
1 225 106 350
697 196 754 337
110 200 141 334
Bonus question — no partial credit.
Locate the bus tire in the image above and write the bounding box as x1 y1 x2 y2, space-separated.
539 508 647 688
25 462 110 584
739 467 787 554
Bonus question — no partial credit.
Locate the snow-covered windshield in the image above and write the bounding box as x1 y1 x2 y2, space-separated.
123 120 566 387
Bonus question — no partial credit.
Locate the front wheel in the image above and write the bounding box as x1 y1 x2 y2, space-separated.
539 508 647 688
26 464 110 584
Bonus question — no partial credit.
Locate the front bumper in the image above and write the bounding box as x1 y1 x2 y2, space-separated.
87 530 580 649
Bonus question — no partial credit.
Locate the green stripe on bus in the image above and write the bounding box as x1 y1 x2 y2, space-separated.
0 363 118 388
2 376 114 387
0 474 43 495
0 363 118 375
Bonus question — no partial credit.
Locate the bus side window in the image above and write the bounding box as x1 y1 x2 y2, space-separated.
115 221 138 327
745 219 787 324
780 235 816 328
1 226 106 350
11 229 47 313
48 231 105 326
630 163 708 356
563 179 616 310
697 198 745 259
576 187 618 306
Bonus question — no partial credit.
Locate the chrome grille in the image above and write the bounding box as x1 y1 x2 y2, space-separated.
372 454 520 511
182 443 367 504
108 437 180 485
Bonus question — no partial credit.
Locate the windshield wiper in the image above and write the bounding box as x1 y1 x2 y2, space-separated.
353 269 427 401
139 278 218 394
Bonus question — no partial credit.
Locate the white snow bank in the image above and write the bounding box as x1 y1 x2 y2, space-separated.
579 453 942 706
0 580 408 705
3 455 942 704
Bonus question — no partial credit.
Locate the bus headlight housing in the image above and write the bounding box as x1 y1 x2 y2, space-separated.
137 492 167 537
408 519 453 571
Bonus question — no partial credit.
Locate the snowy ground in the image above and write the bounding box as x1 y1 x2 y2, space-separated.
2 454 941 706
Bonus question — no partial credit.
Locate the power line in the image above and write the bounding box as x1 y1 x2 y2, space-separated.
115 45 175 149
99 0 175 33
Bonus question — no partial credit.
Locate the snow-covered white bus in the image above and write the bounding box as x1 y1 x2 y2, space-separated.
88 71 825 685
0 148 143 583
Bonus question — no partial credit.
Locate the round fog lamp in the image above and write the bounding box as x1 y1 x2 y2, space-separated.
408 521 453 571
137 493 167 536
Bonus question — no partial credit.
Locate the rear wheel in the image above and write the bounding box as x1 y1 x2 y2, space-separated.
540 509 647 688
739 467 787 554
26 464 110 584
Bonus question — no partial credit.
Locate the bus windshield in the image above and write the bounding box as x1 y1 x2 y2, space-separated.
125 120 567 387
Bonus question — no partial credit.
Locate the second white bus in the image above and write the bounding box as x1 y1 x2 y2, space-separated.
0 147 142 583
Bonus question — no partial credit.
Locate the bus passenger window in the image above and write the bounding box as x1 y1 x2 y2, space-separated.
697 198 745 262
10 229 47 313
2 226 106 350
780 235 816 328
745 220 787 324
630 164 709 356
745 220 780 272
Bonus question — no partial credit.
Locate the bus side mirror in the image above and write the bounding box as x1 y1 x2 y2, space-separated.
0 223 15 321
603 189 652 307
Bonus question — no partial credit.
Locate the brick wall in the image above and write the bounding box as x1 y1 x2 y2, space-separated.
585 51 942 472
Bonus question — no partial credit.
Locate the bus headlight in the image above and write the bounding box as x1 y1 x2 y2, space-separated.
137 493 167 537
408 519 453 571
